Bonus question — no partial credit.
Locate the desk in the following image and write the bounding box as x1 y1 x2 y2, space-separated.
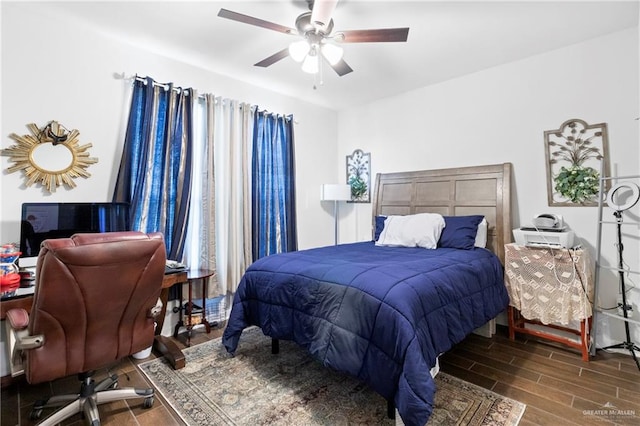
504 243 594 361
172 269 215 347
153 271 188 369
1 271 189 371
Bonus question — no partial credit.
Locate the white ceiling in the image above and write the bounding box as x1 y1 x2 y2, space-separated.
38 1 638 110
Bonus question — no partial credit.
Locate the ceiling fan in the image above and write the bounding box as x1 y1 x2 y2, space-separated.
217 0 409 77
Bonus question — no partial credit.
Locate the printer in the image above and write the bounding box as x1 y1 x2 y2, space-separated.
513 214 575 248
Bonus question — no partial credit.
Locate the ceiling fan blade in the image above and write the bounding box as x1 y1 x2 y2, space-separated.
329 58 353 76
254 48 290 68
218 9 296 35
311 0 339 32
338 28 409 43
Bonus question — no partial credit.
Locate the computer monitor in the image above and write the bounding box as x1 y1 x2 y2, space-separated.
19 202 131 267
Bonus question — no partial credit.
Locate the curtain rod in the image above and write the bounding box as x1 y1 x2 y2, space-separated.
135 76 228 105
114 72 295 121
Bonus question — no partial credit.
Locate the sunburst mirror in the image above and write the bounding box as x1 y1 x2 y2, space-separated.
2 121 98 193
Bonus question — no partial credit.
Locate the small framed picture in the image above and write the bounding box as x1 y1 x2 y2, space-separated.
346 149 371 203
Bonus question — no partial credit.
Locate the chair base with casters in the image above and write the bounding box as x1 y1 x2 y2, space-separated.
30 370 155 426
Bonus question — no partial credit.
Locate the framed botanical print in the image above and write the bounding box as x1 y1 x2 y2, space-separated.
346 149 371 203
544 119 610 206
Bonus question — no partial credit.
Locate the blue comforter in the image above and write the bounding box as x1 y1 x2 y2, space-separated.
223 242 508 426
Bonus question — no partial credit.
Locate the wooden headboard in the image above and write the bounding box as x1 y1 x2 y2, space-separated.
372 163 513 264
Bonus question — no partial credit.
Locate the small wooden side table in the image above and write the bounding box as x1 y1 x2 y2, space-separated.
173 269 215 346
504 243 594 361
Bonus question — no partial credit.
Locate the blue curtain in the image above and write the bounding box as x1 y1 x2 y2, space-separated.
113 77 193 261
252 112 297 260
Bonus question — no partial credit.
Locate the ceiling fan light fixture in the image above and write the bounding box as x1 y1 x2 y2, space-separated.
218 4 409 79
301 53 319 74
289 39 310 62
321 42 343 65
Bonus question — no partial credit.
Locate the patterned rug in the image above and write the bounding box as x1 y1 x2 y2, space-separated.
139 328 525 425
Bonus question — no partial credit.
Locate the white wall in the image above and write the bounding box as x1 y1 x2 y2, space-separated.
337 28 640 348
0 2 340 375
0 2 339 251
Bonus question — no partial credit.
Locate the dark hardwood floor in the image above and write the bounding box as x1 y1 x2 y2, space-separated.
440 327 640 426
0 327 225 426
2 325 639 425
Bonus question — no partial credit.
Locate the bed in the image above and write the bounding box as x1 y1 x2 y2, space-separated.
223 163 513 426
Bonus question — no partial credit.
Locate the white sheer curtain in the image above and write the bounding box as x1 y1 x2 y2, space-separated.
214 98 253 298
185 94 216 292
185 95 253 299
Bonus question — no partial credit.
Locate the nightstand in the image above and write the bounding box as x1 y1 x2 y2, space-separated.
504 243 594 361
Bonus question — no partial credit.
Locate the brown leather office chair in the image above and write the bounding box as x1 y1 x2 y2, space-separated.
6 231 166 426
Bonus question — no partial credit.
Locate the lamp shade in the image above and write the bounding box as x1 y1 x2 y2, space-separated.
321 42 343 65
321 184 352 201
289 40 310 62
301 53 319 74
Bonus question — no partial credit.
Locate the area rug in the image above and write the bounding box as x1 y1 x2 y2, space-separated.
139 328 525 425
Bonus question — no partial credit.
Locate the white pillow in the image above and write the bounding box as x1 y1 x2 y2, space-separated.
376 213 445 249
474 218 488 248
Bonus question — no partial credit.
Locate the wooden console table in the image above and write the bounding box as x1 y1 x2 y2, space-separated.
504 243 594 361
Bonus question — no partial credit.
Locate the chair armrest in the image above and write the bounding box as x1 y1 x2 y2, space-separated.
5 308 44 377
6 308 29 330
6 307 44 348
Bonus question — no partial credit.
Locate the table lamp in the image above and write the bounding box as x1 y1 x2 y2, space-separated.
321 184 352 245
